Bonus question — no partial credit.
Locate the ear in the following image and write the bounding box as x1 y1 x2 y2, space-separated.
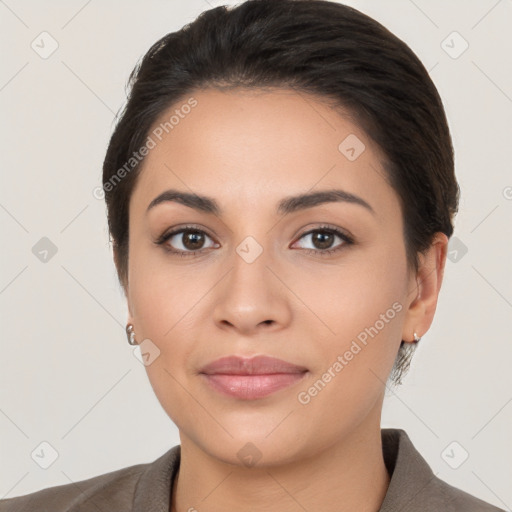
113 244 134 322
402 232 449 343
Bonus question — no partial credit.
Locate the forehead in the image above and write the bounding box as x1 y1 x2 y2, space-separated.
130 87 397 221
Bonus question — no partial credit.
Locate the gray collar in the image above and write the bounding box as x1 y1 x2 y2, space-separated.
130 428 494 511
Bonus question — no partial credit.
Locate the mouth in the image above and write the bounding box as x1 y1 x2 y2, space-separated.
200 372 308 400
199 355 309 400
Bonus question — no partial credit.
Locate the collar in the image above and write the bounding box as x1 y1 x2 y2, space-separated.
132 428 435 511
378 428 437 511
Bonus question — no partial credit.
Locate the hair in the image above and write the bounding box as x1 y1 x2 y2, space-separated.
102 0 459 386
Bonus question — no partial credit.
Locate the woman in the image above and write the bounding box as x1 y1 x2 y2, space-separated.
0 0 505 510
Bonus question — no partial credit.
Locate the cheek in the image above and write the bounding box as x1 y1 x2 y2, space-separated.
289 251 407 437
300 242 406 332
127 249 200 428
128 243 200 337
299 241 408 380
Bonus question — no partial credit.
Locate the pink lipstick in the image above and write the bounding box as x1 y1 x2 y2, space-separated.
199 355 308 400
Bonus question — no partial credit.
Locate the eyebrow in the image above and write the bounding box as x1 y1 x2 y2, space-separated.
146 188 375 216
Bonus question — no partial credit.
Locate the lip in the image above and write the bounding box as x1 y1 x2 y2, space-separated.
200 355 308 375
199 355 308 400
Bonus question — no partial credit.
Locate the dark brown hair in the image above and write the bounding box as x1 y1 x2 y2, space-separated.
102 0 459 385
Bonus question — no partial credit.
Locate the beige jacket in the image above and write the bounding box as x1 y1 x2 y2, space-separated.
0 428 505 511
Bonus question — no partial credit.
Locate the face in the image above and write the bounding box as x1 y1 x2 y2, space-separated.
124 88 421 465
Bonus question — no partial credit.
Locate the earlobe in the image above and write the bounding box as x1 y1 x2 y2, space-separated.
126 323 138 345
401 232 449 343
125 299 137 345
125 289 137 345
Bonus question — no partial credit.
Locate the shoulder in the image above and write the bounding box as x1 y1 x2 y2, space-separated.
425 473 506 511
0 463 145 512
381 428 506 512
0 445 180 512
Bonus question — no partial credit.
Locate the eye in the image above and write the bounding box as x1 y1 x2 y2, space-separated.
155 223 354 257
292 225 354 256
155 225 218 256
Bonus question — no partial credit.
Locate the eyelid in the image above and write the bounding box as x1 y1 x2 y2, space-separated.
294 223 354 243
290 224 354 256
154 223 216 245
155 223 354 256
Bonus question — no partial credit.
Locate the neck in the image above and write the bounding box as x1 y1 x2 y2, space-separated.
170 402 390 512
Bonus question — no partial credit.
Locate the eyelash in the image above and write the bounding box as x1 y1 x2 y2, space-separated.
154 224 354 258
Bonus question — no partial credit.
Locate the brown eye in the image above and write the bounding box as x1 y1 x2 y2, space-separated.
166 229 214 252
293 226 354 256
180 230 206 250
155 226 218 256
310 231 336 250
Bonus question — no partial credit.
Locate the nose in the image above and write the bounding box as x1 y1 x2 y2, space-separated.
212 240 292 336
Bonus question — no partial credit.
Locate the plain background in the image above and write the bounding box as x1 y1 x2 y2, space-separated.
1 0 511 508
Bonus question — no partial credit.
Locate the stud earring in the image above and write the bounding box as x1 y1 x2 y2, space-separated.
126 323 138 345
413 332 421 343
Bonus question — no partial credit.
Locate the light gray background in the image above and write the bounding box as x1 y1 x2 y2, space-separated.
1 0 511 508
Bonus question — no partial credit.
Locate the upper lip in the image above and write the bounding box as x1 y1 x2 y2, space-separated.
200 355 308 375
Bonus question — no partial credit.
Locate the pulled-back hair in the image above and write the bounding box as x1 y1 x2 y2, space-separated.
102 0 459 385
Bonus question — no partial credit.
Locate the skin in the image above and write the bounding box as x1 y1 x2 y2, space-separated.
117 88 448 512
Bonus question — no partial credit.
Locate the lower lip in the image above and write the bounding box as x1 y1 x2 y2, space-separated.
201 372 307 400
